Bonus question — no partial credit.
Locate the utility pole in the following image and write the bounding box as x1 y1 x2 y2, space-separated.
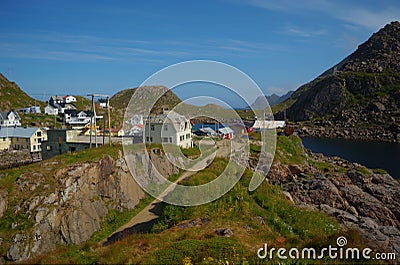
88 94 109 148
89 94 94 148
107 96 111 146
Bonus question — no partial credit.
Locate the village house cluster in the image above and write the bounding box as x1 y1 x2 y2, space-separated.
1 93 287 163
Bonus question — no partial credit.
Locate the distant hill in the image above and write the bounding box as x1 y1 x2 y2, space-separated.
275 21 400 142
251 90 294 110
0 73 44 111
109 86 182 127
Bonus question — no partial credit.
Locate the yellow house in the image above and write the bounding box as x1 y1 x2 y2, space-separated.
0 127 44 152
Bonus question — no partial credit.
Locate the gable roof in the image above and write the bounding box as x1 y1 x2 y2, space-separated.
0 127 39 138
0 111 21 121
218 127 233 134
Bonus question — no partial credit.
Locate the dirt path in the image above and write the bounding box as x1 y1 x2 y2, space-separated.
101 146 226 245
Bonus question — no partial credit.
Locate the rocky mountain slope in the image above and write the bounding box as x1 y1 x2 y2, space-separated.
276 21 400 142
0 74 44 111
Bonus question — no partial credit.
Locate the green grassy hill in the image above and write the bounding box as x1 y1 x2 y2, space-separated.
0 73 45 111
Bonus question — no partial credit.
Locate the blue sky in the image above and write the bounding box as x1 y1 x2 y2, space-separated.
1 0 399 107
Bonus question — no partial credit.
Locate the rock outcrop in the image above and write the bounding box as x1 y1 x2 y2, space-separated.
275 21 400 143
267 150 400 256
2 148 180 261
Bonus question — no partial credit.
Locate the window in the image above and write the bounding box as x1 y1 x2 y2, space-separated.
186 133 190 139
164 125 168 131
146 136 149 142
162 137 168 143
169 137 172 143
33 145 36 150
46 146 52 151
150 125 155 131
2 137 5 141
26 138 29 143
37 131 42 137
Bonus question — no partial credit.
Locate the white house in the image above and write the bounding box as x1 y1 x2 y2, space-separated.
0 111 21 127
44 105 59 116
64 110 102 126
125 114 144 136
48 95 77 114
98 98 108 108
63 95 77 104
144 111 193 148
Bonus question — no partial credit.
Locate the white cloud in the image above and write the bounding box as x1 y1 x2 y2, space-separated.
243 0 400 31
285 27 327 38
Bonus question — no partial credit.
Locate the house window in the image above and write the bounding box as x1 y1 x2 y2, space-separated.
2 137 5 141
164 125 168 131
33 145 36 150
162 137 168 143
186 133 190 139
146 136 149 142
37 131 42 137
26 139 29 143
169 137 172 143
150 125 155 131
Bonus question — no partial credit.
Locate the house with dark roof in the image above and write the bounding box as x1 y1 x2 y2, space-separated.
0 111 21 127
143 110 193 148
64 110 103 126
48 96 77 114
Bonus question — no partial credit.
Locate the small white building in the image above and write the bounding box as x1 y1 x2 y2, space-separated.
45 105 59 116
0 111 21 127
63 95 77 104
252 120 286 131
144 111 193 148
217 127 234 139
19 106 41 114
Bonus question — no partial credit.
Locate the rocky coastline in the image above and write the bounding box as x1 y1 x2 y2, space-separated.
266 143 400 258
297 121 400 143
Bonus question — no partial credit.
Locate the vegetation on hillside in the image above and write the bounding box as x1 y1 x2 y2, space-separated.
16 136 372 264
0 73 45 111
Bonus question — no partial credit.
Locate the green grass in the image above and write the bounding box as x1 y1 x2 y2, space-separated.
275 135 306 164
372 168 388 174
180 146 201 159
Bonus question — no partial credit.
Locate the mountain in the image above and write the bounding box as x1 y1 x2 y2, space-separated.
276 21 400 142
251 90 294 110
0 73 44 111
109 86 182 127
